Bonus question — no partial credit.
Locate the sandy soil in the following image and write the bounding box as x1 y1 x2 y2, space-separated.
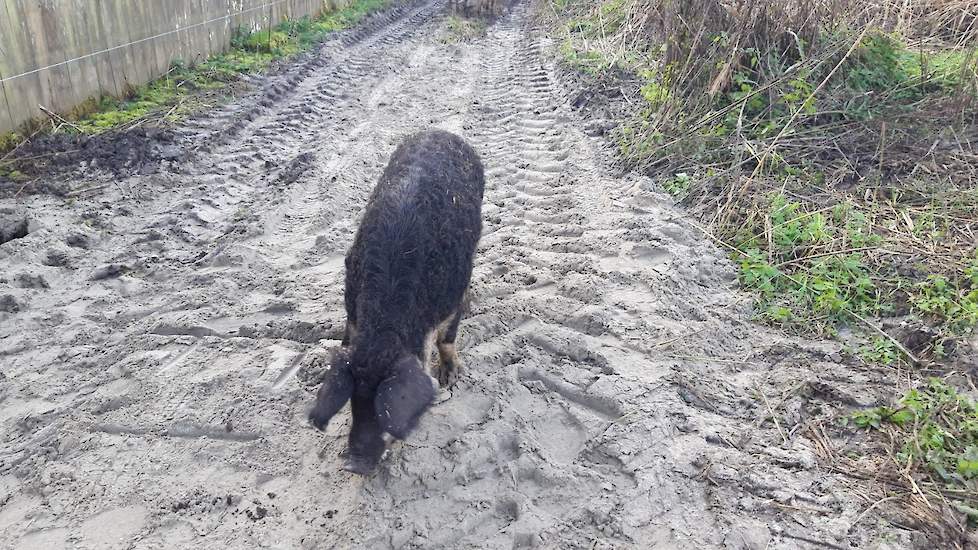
0 1 925 548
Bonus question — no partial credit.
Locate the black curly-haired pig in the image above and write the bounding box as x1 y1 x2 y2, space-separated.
309 129 484 474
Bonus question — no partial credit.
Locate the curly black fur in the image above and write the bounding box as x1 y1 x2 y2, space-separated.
309 129 484 474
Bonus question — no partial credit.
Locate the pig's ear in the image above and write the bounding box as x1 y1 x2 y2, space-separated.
374 355 435 440
309 348 354 430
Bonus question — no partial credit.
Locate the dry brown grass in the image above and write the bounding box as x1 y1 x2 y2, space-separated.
554 0 977 323
450 0 508 18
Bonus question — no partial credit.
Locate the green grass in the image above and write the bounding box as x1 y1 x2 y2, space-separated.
859 336 901 366
559 37 612 75
913 274 978 343
846 378 978 510
661 172 692 197
733 193 882 328
841 32 972 120
0 0 391 149
608 30 973 161
0 133 21 180
727 191 978 357
0 131 19 152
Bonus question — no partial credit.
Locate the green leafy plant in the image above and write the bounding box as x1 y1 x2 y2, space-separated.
638 68 671 107
846 32 907 93
913 275 978 336
730 193 887 333
859 337 900 365
849 379 978 484
234 28 294 54
967 254 978 288
662 172 691 196
559 38 609 75
0 132 20 154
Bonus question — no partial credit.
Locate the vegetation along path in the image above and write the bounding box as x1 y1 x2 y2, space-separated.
0 0 973 548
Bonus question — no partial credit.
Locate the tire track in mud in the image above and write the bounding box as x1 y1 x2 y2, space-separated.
0 1 913 549
181 1 436 154
0 3 459 547
331 11 729 548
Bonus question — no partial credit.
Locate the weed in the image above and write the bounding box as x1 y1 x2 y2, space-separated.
318 0 389 31
847 378 978 484
846 32 909 94
596 0 627 33
0 132 21 155
638 68 671 107
235 29 295 55
768 194 832 250
966 254 978 288
3 170 27 182
859 337 901 365
559 38 609 75
662 172 691 197
557 0 659 76
729 192 890 333
551 0 583 14
912 275 978 337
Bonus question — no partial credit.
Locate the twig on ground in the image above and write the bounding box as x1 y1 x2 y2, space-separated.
844 309 923 367
38 105 82 132
756 382 789 444
773 246 906 268
848 495 903 532
67 184 111 197
0 148 81 167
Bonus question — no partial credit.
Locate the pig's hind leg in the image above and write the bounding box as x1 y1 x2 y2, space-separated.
434 307 464 388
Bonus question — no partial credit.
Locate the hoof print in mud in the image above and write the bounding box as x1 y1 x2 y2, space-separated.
90 263 130 281
0 214 30 245
13 273 49 289
0 294 24 313
308 129 484 475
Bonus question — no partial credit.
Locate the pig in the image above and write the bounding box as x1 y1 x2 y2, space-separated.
309 129 484 474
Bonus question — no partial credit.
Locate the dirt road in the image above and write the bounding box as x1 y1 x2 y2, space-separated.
1 1 912 548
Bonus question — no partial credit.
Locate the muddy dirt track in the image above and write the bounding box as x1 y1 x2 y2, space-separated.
0 1 921 548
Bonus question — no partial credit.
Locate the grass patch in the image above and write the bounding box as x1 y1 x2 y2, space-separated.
725 189 978 357
71 0 391 132
846 378 978 519
0 0 392 154
556 0 659 76
0 132 19 152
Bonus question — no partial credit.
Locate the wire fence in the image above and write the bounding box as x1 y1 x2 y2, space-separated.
0 0 330 133
0 0 298 85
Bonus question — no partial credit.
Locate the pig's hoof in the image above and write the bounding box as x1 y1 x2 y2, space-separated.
342 455 379 475
437 360 461 388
